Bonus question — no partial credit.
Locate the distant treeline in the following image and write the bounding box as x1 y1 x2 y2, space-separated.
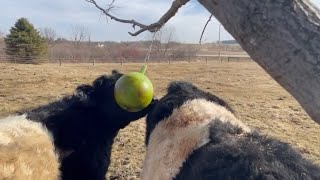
1 39 243 60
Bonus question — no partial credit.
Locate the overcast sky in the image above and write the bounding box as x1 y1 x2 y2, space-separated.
1 0 320 43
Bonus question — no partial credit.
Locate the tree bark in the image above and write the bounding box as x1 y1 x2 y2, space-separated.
198 0 320 124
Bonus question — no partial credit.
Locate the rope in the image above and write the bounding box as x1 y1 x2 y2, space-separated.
144 31 157 63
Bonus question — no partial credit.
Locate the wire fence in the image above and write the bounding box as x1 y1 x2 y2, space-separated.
0 54 251 65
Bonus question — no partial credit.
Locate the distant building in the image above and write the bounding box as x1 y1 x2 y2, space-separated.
97 43 105 48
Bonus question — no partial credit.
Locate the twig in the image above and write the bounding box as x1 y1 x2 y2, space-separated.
199 14 213 45
85 0 147 28
86 0 190 36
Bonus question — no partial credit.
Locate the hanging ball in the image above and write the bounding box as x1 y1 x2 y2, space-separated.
114 65 154 112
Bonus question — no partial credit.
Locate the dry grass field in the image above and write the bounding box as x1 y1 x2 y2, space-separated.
0 61 319 179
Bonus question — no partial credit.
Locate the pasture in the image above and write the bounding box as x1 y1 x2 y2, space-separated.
0 61 319 179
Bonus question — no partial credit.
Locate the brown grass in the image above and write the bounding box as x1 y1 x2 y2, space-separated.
0 62 319 179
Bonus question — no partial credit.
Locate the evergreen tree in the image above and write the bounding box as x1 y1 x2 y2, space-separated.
5 18 47 62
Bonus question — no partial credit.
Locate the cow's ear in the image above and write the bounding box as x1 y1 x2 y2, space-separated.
112 69 121 75
168 81 191 93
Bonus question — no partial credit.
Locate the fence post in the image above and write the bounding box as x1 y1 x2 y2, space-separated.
59 58 62 66
93 58 95 66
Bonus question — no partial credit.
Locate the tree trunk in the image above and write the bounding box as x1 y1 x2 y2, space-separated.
198 0 320 124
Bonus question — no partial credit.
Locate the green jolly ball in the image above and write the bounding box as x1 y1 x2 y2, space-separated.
114 65 154 112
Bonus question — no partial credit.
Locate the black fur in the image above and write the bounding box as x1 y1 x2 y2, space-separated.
18 70 157 180
174 120 320 180
145 81 233 145
145 81 320 180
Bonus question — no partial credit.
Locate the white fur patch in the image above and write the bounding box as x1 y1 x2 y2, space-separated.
142 99 250 180
0 115 60 180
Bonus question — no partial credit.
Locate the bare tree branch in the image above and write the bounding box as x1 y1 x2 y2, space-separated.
0 30 5 39
71 25 89 48
164 27 175 56
40 27 57 45
85 0 147 28
199 14 213 45
86 0 190 36
0 33 3 38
